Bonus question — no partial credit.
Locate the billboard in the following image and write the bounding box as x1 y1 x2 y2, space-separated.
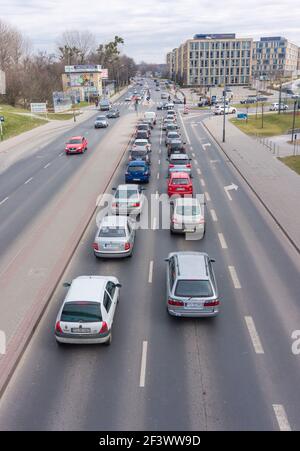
53 91 72 113
65 65 102 73
69 73 92 87
30 103 47 113
0 71 6 95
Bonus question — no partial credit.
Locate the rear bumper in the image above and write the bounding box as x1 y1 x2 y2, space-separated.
55 331 110 344
125 176 149 183
167 307 219 317
111 206 142 215
171 224 204 237
94 248 132 258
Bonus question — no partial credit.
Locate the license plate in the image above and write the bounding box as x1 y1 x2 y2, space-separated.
177 188 185 191
133 178 140 181
72 328 91 333
186 302 202 309
104 243 119 249
184 227 196 233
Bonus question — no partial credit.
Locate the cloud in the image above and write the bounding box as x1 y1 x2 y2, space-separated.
1 0 300 63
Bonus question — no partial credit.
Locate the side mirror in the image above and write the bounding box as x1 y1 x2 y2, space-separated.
63 282 71 288
164 258 170 262
116 283 122 288
112 187 117 191
210 258 216 263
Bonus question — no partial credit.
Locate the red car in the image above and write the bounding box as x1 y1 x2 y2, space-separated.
65 136 88 155
167 172 193 197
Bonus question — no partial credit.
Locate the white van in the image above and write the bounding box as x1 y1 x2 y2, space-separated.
144 111 157 126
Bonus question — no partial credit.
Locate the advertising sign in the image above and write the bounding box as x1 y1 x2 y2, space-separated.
30 103 47 113
53 91 72 113
100 69 108 79
65 65 102 73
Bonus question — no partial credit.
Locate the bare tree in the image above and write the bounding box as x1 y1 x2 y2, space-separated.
57 30 96 63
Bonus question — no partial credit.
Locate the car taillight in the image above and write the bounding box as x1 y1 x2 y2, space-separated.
204 300 220 307
124 242 131 251
169 164 174 168
168 299 184 306
55 321 63 333
172 217 179 224
99 321 108 334
93 243 99 251
132 202 140 207
187 164 191 168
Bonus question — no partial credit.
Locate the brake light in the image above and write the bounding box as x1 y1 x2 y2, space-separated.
204 300 220 307
168 299 184 306
93 243 99 251
55 321 63 333
169 164 174 168
132 202 140 207
99 321 108 334
124 242 131 251
187 164 191 168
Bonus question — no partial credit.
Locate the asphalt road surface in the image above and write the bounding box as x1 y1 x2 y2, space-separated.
0 81 299 431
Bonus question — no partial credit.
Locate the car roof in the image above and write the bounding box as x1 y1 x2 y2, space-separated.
170 139 182 144
170 153 188 159
100 215 128 227
128 160 146 166
170 171 190 178
116 184 139 191
65 276 109 303
169 252 209 280
174 197 200 206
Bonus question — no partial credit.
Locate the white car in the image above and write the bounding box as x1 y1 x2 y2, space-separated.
144 111 157 126
214 106 236 115
55 276 121 345
170 197 205 238
133 138 151 152
93 215 136 258
111 184 145 216
94 115 109 128
269 103 288 111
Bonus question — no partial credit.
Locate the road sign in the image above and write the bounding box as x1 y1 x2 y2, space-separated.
30 103 47 114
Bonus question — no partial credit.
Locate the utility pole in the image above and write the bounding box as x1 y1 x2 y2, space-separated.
291 100 297 142
278 80 282 115
261 102 264 129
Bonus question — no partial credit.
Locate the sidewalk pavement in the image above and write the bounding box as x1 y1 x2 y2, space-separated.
202 116 300 253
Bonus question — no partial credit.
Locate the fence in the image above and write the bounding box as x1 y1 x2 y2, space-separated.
254 133 300 157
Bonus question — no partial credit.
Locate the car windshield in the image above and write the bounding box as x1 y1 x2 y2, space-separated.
96 116 106 120
170 143 182 149
115 189 138 199
175 280 213 298
99 226 126 237
176 205 200 215
172 178 189 185
61 302 102 323
68 139 81 144
128 165 145 173
135 140 148 146
170 159 188 165
168 133 179 138
131 150 147 156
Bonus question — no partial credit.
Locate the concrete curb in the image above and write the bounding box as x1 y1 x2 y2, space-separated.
0 126 135 398
201 120 300 255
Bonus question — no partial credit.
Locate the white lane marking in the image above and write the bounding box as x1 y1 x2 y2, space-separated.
228 266 241 289
245 316 264 355
190 146 193 151
155 191 159 200
44 163 51 169
197 168 202 175
24 177 33 185
0 197 9 206
194 159 199 166
200 178 206 187
192 152 196 158
202 143 211 150
210 209 218 222
59 152 64 157
224 184 238 201
218 233 228 249
205 192 211 202
152 217 157 230
148 260 154 283
139 341 148 388
179 111 191 145
159 148 161 154
157 173 160 180
158 159 161 165
273 405 291 431
225 188 232 201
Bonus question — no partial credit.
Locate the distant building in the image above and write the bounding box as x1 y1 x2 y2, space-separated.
167 34 253 87
252 37 299 79
62 65 108 101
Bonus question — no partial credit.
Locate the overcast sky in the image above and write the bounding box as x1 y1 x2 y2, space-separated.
1 0 300 63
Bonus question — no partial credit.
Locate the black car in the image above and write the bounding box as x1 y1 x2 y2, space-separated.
129 149 151 165
136 130 150 141
167 139 186 157
106 109 120 118
240 98 257 104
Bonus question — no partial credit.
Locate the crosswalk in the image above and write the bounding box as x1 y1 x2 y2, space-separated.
113 100 162 107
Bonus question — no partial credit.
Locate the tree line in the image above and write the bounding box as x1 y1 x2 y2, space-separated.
0 19 137 108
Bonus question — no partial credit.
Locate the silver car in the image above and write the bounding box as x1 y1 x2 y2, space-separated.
168 153 192 175
165 252 219 317
111 184 145 216
93 215 136 258
170 197 205 237
165 131 181 146
95 115 109 128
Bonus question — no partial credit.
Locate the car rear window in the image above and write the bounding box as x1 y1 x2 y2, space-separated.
176 205 200 215
170 159 188 165
115 189 138 199
99 226 126 237
61 302 102 323
172 178 189 185
131 150 147 156
175 280 213 298
128 165 145 173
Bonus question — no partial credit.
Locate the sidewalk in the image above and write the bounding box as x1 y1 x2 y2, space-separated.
203 116 300 253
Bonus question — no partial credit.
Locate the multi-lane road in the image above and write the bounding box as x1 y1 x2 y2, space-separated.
0 81 300 431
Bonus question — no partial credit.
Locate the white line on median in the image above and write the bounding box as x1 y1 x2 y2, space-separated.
158 159 161 165
0 197 9 206
273 405 291 431
24 177 33 185
157 173 160 180
152 217 157 230
218 233 228 249
59 152 64 157
210 209 218 222
192 152 196 158
148 260 154 283
245 316 264 354
139 341 148 388
228 266 241 289
197 168 202 175
200 178 206 187
44 163 51 169
205 192 211 202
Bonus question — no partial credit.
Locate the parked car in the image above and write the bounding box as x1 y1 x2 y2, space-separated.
95 115 109 128
65 136 88 154
129 148 151 165
170 197 205 237
167 172 193 197
269 103 289 111
111 184 144 216
240 98 257 104
165 252 219 317
107 109 120 118
93 215 135 258
168 153 192 174
125 161 151 184
55 276 121 345
167 139 186 157
173 98 183 104
256 96 268 102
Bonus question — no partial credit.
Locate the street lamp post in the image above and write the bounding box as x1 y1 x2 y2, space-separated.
291 100 297 142
278 81 282 115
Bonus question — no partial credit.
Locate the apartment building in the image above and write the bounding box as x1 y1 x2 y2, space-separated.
167 34 253 87
253 37 299 79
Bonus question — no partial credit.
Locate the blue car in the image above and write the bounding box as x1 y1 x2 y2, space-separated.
125 161 151 184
